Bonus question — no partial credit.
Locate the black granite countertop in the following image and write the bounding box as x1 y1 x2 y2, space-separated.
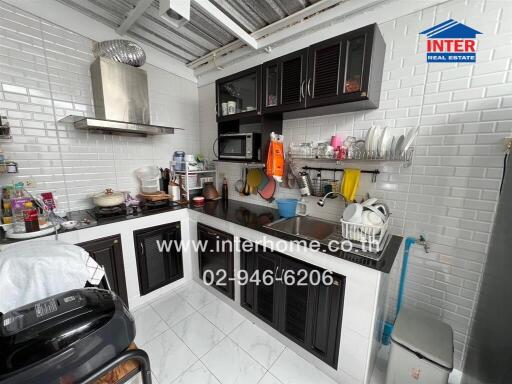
0 202 187 245
1 199 401 273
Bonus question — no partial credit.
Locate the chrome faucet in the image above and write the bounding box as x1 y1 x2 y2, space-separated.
417 234 430 253
317 192 349 207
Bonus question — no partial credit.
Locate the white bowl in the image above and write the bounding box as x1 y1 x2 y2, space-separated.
343 203 363 223
362 210 383 226
361 211 383 235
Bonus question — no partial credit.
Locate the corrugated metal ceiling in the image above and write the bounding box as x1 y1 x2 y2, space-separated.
55 0 319 63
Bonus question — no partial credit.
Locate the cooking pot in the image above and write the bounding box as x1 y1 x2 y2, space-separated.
93 189 125 207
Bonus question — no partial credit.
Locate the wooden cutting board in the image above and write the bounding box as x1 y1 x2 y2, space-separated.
138 192 171 201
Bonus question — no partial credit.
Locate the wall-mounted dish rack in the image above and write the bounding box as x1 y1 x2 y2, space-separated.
288 148 414 167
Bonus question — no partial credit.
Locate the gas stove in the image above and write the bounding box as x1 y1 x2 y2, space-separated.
86 200 180 221
90 204 127 219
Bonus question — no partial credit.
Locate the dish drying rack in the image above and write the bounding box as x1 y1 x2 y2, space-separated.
340 217 390 254
288 148 414 167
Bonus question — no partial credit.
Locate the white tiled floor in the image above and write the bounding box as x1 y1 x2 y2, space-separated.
132 281 461 384
133 281 343 384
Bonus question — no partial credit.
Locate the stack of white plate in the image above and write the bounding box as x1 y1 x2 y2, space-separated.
364 125 419 159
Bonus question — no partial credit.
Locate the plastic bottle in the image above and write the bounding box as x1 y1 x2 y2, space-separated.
11 182 30 233
23 201 40 233
222 177 228 200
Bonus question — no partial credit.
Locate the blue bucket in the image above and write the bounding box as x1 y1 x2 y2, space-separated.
276 199 298 218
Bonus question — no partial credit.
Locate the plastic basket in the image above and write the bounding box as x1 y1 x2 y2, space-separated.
340 217 389 245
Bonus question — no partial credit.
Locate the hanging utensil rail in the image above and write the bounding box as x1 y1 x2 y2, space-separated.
301 166 380 183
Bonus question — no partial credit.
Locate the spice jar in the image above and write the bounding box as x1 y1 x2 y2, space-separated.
6 161 18 174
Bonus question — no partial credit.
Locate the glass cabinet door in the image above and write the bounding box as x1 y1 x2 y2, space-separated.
265 64 279 107
343 35 366 94
218 72 258 117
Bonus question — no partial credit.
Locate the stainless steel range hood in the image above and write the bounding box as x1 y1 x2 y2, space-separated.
59 58 182 136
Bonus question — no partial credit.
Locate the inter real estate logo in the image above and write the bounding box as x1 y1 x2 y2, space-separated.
420 19 482 63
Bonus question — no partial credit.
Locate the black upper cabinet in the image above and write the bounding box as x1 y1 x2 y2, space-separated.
262 49 308 113
215 24 385 140
306 24 382 109
306 38 342 106
216 66 261 122
78 234 128 306
134 222 183 296
197 223 234 300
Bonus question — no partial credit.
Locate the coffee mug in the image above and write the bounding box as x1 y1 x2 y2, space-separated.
227 101 236 115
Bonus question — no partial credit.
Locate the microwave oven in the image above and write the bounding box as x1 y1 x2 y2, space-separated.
218 133 261 161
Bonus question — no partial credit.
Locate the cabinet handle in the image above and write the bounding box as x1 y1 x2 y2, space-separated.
140 243 144 255
300 80 305 99
113 239 119 244
307 78 312 96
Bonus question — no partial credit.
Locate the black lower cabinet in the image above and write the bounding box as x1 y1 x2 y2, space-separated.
241 240 345 368
78 234 128 306
254 250 280 327
134 222 183 296
197 223 234 299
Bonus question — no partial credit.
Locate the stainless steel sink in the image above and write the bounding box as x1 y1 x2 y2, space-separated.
265 216 338 242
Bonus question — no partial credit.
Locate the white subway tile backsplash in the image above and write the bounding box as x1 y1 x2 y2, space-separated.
0 1 199 212
190 0 512 371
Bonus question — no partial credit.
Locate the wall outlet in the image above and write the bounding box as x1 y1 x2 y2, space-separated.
505 137 512 153
24 178 37 188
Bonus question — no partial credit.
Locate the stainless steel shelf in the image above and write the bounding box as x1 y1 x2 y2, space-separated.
173 169 217 174
288 148 414 168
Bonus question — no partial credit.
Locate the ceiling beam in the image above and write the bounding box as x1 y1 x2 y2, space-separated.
188 0 342 69
116 0 154 35
193 0 258 49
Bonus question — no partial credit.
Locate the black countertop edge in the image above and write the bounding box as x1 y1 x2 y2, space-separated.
189 199 402 273
0 199 402 273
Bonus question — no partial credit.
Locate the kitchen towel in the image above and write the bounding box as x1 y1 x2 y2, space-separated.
341 169 361 202
0 239 105 313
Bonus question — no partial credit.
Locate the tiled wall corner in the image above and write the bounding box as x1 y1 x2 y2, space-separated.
0 1 199 212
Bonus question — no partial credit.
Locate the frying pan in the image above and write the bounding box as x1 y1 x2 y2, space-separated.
258 176 276 202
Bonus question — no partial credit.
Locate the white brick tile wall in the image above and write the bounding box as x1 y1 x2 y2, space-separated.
0 1 199 211
199 0 512 369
